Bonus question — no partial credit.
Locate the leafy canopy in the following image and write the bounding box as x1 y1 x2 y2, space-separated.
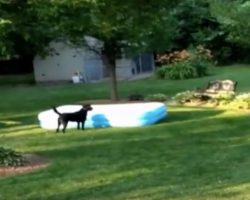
210 0 250 46
0 0 178 58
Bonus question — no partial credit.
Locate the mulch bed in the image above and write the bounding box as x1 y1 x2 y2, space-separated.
0 154 49 177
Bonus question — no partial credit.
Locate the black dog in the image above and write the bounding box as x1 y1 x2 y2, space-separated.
52 104 93 133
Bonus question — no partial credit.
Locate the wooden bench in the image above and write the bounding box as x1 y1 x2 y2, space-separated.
194 79 237 100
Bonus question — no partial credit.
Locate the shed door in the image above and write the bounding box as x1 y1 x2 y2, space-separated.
133 53 154 74
140 53 154 72
84 59 103 81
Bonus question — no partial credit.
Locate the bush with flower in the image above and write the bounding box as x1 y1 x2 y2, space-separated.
156 45 214 80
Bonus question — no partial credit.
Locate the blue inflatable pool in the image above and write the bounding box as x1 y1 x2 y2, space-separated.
38 102 167 129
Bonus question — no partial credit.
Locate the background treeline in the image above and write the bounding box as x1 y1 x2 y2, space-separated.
0 0 249 74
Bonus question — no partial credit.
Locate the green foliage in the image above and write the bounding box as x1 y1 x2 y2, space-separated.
209 91 235 106
0 0 249 66
173 89 236 106
0 0 54 59
210 92 250 110
229 93 250 109
155 65 168 79
156 60 206 80
170 0 227 49
189 58 210 77
156 49 190 65
145 93 168 102
212 91 235 101
0 147 25 167
210 0 250 46
162 0 245 64
165 61 197 80
173 89 250 111
156 45 212 80
173 90 196 103
0 18 14 59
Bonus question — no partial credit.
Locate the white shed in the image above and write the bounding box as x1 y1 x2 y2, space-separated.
34 41 105 82
33 40 155 83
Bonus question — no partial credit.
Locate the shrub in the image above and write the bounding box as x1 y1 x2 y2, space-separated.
156 45 213 80
156 45 213 65
146 93 168 102
212 91 235 100
193 45 213 61
189 58 210 77
228 100 249 110
0 147 25 167
156 50 190 65
212 91 236 105
155 65 168 79
234 93 250 101
173 91 250 110
165 61 197 80
173 90 196 103
228 93 250 110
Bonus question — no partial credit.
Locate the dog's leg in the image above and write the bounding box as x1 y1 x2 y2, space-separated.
81 121 85 130
62 121 68 133
77 122 80 130
56 119 61 132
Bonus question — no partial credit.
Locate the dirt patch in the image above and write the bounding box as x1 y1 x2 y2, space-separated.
0 154 49 177
78 99 149 105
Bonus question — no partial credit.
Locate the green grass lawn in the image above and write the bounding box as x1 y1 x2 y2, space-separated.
1 65 250 200
0 74 35 86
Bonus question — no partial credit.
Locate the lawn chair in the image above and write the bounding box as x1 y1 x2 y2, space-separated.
194 79 237 100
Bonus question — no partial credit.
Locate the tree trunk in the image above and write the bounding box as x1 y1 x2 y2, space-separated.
108 63 119 101
101 54 119 101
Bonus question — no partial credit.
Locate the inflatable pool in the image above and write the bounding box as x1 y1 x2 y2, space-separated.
38 102 167 129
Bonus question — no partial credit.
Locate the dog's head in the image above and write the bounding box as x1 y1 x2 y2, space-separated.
83 104 93 111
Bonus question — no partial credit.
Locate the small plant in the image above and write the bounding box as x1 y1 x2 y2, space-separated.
228 93 250 110
0 147 26 167
146 93 168 102
173 90 196 103
212 91 236 105
234 93 250 101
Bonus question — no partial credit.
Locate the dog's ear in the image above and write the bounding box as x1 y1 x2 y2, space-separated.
83 104 93 110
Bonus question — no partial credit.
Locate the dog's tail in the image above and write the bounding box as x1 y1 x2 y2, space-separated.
52 106 61 115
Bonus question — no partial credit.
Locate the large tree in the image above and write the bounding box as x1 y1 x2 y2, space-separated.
31 0 179 100
0 0 177 100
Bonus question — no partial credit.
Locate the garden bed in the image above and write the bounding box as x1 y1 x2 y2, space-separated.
0 154 49 177
168 99 250 113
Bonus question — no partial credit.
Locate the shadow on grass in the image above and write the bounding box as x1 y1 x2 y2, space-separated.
161 106 224 124
0 114 38 135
